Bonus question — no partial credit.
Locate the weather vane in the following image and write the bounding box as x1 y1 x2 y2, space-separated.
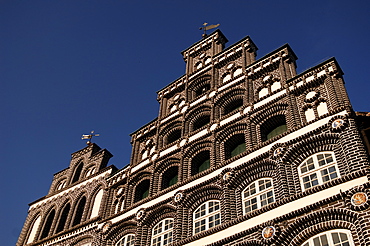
81 130 100 145
199 23 220 38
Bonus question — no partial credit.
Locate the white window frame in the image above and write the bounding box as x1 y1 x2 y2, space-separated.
151 218 174 246
193 200 221 235
116 233 135 246
242 178 275 215
301 229 354 246
298 152 340 191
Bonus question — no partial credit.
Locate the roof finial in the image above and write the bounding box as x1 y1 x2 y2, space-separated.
81 130 100 145
199 23 220 38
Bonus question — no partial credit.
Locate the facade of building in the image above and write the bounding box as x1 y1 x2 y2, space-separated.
17 30 370 246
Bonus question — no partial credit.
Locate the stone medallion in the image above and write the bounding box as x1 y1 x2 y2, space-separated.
351 192 368 206
262 226 275 239
136 209 146 221
332 118 345 129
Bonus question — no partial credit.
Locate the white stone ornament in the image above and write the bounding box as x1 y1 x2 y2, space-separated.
351 192 368 206
305 91 317 100
227 63 234 70
136 209 145 220
262 226 275 239
174 192 183 203
332 118 344 129
273 147 284 157
223 171 233 181
102 221 112 233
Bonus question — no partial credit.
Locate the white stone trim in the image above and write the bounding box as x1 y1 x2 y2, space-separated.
189 64 212 80
159 144 178 157
218 76 245 92
131 159 150 174
190 94 207 107
189 128 208 142
220 112 241 126
254 89 286 109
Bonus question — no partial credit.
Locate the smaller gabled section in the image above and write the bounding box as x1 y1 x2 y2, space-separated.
48 143 113 195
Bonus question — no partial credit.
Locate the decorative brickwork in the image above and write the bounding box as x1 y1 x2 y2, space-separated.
17 30 370 246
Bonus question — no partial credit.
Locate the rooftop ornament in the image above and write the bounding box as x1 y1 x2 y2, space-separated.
199 22 220 38
81 130 100 145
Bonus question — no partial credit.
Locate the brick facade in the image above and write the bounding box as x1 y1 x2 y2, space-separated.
17 30 370 246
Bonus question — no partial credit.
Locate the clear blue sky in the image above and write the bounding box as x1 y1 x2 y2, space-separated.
1 1 370 245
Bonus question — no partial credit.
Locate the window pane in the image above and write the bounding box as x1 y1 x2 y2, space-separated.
317 153 334 166
260 190 274 207
320 235 329 246
259 179 272 191
209 201 220 213
267 124 287 140
244 183 256 197
313 237 321 246
244 197 258 213
321 166 338 183
301 158 315 174
332 232 340 244
198 159 210 173
126 235 135 246
142 189 149 199
331 232 350 246
231 143 246 157
168 175 178 187
303 173 319 189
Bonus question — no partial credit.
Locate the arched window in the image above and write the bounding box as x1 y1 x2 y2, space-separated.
40 209 55 239
56 203 70 233
261 115 287 141
191 150 210 176
166 129 181 145
26 215 41 244
195 84 210 97
224 134 246 160
193 200 221 234
72 162 83 183
298 152 339 191
161 166 178 190
301 229 354 246
72 196 86 226
192 115 210 132
151 218 174 246
242 178 274 214
134 179 150 202
223 98 243 116
188 76 211 100
116 234 135 246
